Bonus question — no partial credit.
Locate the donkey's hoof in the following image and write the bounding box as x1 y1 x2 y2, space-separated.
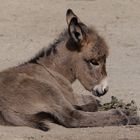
128 116 140 125
36 122 49 131
112 109 129 125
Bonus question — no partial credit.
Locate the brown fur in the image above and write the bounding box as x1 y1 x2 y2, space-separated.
0 9 138 131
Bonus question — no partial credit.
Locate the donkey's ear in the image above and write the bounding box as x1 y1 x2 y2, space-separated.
66 9 85 43
68 17 84 43
66 9 80 25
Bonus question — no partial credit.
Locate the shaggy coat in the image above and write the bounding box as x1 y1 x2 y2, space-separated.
0 9 138 131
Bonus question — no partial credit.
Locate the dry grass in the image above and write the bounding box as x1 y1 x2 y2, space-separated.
99 96 138 116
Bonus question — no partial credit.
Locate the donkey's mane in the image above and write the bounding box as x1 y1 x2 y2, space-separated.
28 29 69 64
25 26 100 64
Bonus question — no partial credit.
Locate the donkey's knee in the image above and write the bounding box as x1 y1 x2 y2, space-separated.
74 94 100 112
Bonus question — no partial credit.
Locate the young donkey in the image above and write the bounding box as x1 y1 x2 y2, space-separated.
0 9 138 131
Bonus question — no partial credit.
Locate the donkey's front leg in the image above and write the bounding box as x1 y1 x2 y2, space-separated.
73 94 100 112
63 109 129 128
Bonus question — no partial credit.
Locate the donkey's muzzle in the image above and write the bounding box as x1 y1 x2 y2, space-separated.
92 87 109 97
92 77 109 97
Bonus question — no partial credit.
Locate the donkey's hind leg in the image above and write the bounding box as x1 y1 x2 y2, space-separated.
1 110 49 131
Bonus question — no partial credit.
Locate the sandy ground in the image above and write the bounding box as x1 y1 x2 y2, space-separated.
0 0 140 139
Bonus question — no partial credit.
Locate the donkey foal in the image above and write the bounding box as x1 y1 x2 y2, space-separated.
0 9 137 131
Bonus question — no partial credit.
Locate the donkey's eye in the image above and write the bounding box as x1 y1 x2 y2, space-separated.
89 60 99 66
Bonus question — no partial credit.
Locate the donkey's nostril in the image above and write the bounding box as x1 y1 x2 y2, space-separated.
103 89 107 95
103 87 109 94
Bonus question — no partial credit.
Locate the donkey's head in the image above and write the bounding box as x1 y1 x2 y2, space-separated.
66 9 109 97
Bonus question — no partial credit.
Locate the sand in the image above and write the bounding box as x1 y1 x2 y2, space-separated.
0 0 140 139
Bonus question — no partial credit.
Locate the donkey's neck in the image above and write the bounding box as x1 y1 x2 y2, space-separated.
37 43 76 83
28 30 77 83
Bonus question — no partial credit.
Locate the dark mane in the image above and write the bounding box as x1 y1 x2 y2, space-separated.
28 30 69 64
24 26 99 64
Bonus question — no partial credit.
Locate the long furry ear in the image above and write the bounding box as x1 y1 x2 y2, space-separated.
68 17 84 42
66 9 81 25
